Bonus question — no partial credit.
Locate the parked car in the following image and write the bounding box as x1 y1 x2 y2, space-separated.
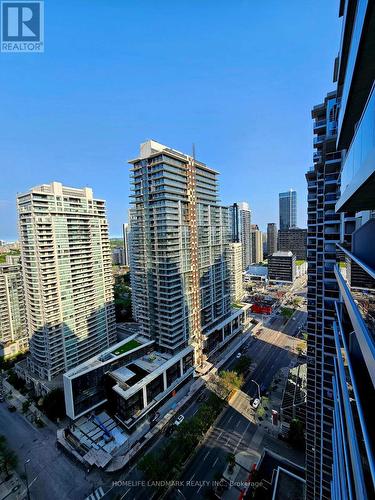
174 415 185 426
252 398 260 409
7 405 16 412
150 412 160 424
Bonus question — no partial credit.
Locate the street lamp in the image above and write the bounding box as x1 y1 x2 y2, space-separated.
251 380 261 401
24 459 31 500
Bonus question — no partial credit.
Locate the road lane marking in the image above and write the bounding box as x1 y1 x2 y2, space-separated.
190 473 195 481
212 456 219 468
203 450 210 461
235 420 241 428
227 414 233 424
120 488 131 499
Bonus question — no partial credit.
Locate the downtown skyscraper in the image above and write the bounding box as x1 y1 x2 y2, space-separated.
279 189 297 230
129 140 246 364
229 201 252 270
267 222 278 257
17 182 116 381
306 2 375 499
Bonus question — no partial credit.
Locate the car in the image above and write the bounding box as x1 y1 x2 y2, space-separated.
150 412 160 424
252 398 260 409
7 405 16 412
236 352 242 359
174 415 185 426
292 317 296 321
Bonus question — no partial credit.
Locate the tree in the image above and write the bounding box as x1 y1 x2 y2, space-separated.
22 400 30 414
219 370 244 393
0 435 18 477
226 452 236 473
42 389 65 421
138 452 167 482
233 356 251 375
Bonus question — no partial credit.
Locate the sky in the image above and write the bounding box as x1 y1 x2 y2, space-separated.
0 0 342 240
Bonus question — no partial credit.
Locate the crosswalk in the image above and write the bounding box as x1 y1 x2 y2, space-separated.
85 486 105 500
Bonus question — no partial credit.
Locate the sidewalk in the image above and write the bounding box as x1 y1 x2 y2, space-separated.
1 379 50 430
0 471 27 500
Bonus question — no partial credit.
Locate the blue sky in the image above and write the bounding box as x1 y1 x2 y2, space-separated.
0 0 341 240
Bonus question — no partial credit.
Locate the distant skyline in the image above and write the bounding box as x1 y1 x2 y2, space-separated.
0 0 341 240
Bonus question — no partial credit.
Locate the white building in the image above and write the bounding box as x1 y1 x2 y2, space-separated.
17 182 116 381
228 242 244 303
0 255 28 359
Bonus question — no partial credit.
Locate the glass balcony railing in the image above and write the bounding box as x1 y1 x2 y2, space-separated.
334 248 375 374
338 81 375 211
337 0 369 140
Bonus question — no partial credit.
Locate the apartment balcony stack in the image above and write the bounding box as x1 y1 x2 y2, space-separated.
305 91 342 500
306 1 375 499
17 182 116 383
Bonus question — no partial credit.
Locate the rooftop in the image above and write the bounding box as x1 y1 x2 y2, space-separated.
271 251 294 257
64 335 154 379
111 339 141 356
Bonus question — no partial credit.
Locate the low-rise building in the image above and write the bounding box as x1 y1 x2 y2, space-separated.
268 251 296 283
63 335 195 431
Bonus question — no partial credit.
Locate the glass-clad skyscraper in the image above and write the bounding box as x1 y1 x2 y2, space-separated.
129 140 238 362
279 189 297 230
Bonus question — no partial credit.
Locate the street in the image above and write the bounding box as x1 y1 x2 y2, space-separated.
108 303 306 500
173 306 306 499
0 294 306 500
0 405 105 500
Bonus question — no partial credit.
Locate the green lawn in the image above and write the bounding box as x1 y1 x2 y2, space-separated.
232 303 243 309
112 339 141 355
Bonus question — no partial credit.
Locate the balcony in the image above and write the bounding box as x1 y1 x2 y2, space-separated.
334 253 375 385
337 82 375 212
313 135 326 146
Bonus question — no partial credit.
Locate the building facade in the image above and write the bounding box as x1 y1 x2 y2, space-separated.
122 222 130 267
251 224 263 264
267 223 278 257
0 255 28 359
17 182 116 381
306 92 342 499
306 2 375 499
229 202 252 270
129 141 248 365
278 228 307 260
228 242 243 303
268 251 296 283
112 247 126 266
279 189 297 230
